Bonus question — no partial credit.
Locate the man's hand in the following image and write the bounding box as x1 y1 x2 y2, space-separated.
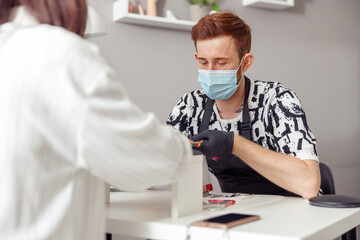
190 130 234 157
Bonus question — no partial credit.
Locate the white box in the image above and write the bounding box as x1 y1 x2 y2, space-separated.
171 154 203 218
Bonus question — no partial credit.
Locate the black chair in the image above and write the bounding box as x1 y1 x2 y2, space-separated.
319 162 358 240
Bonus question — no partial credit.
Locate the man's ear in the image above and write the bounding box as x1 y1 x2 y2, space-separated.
242 53 254 72
195 52 198 60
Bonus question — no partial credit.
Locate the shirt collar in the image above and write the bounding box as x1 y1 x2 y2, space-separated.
9 6 39 26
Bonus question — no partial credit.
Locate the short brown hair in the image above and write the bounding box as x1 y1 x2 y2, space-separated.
0 0 87 37
191 12 252 59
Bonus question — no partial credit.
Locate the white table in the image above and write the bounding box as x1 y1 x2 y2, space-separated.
106 190 360 240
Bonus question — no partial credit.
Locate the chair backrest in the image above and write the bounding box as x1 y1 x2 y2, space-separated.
319 162 336 194
318 163 358 240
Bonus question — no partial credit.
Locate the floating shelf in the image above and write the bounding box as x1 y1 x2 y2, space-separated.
113 0 195 31
242 0 295 10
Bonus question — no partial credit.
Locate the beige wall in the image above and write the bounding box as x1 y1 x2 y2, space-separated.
88 0 360 198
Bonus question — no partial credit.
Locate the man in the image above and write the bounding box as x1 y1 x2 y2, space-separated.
0 1 192 239
167 12 320 199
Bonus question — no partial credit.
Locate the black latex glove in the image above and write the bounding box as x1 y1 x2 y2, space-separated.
190 130 234 157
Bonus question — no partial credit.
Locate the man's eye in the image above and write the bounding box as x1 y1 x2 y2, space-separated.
200 62 208 65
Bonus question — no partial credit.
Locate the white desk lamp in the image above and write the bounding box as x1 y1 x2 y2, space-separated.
84 5 107 38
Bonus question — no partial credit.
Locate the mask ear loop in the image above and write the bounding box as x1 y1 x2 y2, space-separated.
236 56 245 86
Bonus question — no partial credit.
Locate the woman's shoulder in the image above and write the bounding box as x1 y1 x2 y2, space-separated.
29 24 100 58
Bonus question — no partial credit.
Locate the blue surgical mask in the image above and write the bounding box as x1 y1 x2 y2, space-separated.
198 61 242 100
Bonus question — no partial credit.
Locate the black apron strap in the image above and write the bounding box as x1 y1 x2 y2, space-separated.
241 77 251 140
199 98 215 133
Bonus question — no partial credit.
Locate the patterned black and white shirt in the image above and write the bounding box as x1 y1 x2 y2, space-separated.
167 78 319 161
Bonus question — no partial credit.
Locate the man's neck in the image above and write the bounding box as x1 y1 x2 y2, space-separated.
215 79 246 119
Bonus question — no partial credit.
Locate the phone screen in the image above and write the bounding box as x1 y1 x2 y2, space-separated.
203 213 256 224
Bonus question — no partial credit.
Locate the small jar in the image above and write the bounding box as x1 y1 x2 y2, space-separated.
146 0 158 16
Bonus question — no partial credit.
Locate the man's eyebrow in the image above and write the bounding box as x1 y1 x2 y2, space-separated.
197 57 229 60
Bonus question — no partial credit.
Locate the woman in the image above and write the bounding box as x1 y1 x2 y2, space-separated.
0 1 192 239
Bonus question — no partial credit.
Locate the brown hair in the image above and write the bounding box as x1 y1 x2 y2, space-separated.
191 12 252 59
0 0 20 24
0 0 87 37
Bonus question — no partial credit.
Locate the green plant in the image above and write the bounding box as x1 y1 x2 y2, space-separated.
186 0 220 12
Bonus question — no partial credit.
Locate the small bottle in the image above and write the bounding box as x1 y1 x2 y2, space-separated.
146 0 157 16
128 0 134 13
202 157 213 196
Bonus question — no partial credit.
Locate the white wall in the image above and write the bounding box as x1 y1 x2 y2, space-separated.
88 0 360 199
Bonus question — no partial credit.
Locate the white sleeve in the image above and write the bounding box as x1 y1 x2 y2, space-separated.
69 41 193 191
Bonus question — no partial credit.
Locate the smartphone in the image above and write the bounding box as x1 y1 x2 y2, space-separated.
192 213 260 229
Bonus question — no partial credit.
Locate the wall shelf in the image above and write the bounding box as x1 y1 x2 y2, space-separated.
113 0 195 31
242 0 294 10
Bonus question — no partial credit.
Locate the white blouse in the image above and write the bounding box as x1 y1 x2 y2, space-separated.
0 7 192 240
